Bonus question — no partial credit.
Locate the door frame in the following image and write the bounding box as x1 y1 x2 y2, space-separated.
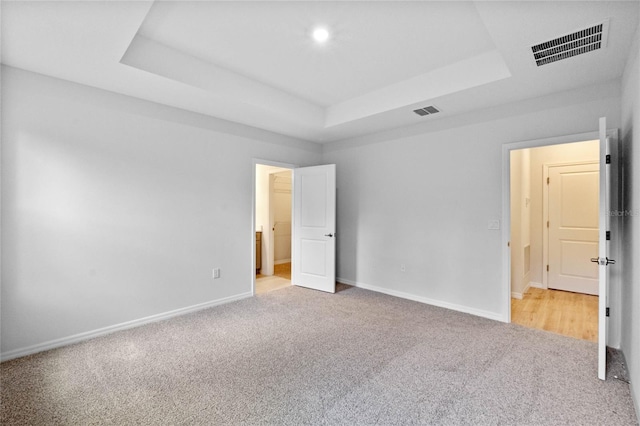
502 130 601 323
252 159 296 296
542 160 600 290
503 128 620 350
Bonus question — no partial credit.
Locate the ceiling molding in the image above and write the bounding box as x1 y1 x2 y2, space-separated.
2 1 637 144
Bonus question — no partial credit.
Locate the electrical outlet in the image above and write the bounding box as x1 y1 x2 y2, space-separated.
400 264 406 272
213 268 221 279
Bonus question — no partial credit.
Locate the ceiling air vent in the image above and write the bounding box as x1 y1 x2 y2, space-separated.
413 105 440 116
531 20 609 66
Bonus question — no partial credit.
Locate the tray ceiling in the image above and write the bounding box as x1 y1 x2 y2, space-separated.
2 1 638 143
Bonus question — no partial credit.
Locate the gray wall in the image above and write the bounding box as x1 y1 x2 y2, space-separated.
323 85 621 322
620 20 640 416
0 66 321 356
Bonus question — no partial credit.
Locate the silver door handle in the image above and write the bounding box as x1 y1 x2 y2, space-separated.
590 257 616 265
324 233 333 237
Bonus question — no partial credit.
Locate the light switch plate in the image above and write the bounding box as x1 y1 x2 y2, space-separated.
488 220 500 230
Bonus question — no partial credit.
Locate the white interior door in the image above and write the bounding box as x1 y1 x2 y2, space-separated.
548 162 600 295
292 164 336 293
596 117 613 381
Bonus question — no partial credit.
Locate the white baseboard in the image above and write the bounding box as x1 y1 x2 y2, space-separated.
0 292 253 362
337 277 505 322
274 259 291 265
529 281 545 289
511 281 532 300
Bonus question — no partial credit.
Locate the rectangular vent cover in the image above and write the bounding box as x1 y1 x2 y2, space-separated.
413 105 440 116
532 20 609 66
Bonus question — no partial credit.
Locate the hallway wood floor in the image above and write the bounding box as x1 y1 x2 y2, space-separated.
511 287 598 342
256 262 291 280
256 262 291 294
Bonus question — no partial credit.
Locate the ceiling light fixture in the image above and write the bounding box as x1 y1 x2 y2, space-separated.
312 27 330 44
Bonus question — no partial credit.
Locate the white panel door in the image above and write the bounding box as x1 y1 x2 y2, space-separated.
596 117 614 381
292 164 336 293
548 163 600 295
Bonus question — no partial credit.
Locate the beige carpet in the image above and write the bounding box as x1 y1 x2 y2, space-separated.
1 284 637 425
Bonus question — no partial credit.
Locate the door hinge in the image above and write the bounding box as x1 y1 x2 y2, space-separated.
546 265 549 272
606 231 611 240
606 307 610 317
547 177 550 185
547 220 549 228
606 154 611 164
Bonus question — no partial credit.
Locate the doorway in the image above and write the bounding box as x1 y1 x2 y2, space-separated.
509 140 600 341
254 162 294 295
503 124 620 380
253 161 337 295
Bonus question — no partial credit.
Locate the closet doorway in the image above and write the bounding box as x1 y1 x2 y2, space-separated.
255 163 293 294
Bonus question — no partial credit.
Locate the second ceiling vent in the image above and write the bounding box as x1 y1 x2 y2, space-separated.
531 19 609 66
413 105 440 116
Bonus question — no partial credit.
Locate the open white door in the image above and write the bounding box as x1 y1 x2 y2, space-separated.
595 117 614 380
292 164 336 293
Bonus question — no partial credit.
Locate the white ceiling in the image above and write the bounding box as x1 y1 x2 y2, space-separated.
2 1 638 144
138 1 497 106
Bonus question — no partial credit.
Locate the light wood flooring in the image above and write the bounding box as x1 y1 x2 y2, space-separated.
256 262 291 294
511 287 598 342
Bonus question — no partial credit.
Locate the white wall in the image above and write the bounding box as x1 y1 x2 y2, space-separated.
620 19 640 416
510 149 523 297
521 149 531 259
0 67 321 358
273 171 292 263
255 165 271 275
510 148 530 299
323 84 621 322
255 167 268 234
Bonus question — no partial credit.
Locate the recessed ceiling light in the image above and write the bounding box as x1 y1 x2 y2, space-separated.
312 27 330 43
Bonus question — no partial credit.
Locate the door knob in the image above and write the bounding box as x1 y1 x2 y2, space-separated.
324 233 333 237
590 257 616 265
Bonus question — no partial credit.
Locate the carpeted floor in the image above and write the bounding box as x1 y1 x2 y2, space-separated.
1 284 637 425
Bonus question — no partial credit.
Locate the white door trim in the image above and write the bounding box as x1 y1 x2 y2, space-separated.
502 131 599 323
542 160 599 290
252 159 296 296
